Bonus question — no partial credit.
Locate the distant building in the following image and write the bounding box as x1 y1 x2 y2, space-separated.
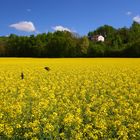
90 35 105 42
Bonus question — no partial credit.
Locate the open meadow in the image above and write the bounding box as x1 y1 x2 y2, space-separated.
0 58 140 139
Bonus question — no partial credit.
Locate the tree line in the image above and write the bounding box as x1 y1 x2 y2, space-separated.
0 21 140 57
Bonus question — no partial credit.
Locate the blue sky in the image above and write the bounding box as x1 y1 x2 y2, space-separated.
0 0 140 36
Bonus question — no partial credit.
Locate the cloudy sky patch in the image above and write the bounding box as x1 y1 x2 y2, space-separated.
126 11 132 16
133 15 140 23
9 21 36 32
52 25 72 32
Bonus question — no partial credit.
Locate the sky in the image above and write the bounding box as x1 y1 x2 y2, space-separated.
0 0 140 36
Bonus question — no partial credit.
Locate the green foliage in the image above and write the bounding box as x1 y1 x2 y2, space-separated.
47 31 77 57
88 42 107 57
76 36 89 57
88 25 116 37
0 22 140 57
0 36 8 56
123 40 140 57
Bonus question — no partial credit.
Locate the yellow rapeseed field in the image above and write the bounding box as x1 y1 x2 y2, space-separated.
0 58 140 140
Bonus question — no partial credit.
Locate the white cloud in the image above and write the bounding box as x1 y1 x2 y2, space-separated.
52 25 72 32
27 9 31 12
126 11 132 16
9 21 36 32
133 15 140 23
5 35 10 37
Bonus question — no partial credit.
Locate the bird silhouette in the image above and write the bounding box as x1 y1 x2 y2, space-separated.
21 72 24 79
44 67 50 71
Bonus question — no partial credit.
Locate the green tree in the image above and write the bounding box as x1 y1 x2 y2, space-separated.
77 36 89 56
88 42 106 57
129 21 140 41
123 39 140 57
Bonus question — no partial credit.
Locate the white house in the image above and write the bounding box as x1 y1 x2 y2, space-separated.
90 35 105 42
97 35 105 42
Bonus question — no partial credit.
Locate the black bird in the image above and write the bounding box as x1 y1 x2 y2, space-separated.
44 67 50 71
21 72 24 79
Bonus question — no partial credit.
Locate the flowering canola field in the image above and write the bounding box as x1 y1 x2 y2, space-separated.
0 58 140 140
